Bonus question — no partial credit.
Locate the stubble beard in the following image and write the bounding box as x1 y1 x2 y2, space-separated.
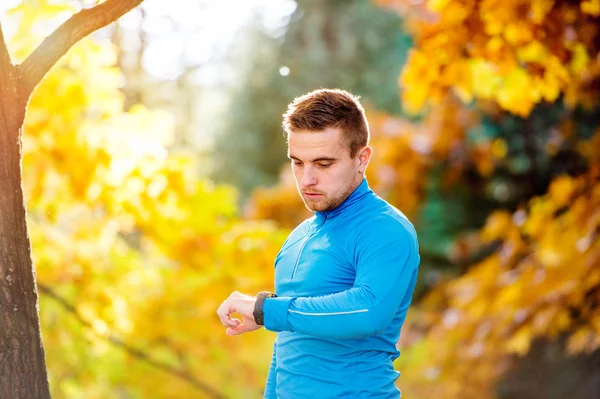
302 196 331 212
301 182 356 213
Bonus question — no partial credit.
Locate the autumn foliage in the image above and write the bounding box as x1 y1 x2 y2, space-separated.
248 0 600 397
377 0 600 117
9 3 286 398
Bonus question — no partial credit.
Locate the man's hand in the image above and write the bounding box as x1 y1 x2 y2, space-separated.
217 291 261 336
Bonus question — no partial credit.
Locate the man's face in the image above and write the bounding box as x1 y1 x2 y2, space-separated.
287 127 369 212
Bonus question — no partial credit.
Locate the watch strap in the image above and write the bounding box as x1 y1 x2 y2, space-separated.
253 291 277 326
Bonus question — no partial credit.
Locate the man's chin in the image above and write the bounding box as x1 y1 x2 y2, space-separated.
303 199 328 213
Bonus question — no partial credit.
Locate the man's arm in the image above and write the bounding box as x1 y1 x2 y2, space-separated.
263 340 277 399
263 219 419 339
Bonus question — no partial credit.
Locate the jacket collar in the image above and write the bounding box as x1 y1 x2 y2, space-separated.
315 177 372 221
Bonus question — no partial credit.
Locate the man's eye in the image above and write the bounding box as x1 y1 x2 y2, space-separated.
317 163 331 168
293 161 302 166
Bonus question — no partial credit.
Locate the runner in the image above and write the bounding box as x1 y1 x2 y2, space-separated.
217 88 420 399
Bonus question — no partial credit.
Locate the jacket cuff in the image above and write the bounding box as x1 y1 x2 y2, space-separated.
263 296 293 332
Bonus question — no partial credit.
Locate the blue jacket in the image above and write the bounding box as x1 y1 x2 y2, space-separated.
262 177 420 398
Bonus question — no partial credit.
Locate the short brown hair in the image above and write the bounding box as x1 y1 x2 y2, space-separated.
282 88 370 158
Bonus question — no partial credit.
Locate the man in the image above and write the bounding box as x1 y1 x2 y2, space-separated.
216 89 420 398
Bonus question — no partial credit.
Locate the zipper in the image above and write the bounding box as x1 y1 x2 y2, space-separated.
291 215 326 280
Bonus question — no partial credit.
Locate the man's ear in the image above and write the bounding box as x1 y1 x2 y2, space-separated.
358 146 372 171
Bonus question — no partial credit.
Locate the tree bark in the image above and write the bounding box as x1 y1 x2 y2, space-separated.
0 49 51 399
0 1 144 396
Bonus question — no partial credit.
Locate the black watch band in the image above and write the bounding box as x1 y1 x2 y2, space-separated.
253 291 277 326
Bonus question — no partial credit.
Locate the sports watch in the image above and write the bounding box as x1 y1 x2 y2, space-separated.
253 291 277 326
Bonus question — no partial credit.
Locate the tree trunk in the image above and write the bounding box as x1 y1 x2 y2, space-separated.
0 63 51 396
0 1 145 396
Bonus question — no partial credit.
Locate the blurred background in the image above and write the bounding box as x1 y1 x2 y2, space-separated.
2 0 599 397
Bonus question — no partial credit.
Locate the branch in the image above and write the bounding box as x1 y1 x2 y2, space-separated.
0 20 12 68
20 0 144 97
38 283 229 399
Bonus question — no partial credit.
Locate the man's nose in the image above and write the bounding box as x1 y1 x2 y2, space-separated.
301 166 317 187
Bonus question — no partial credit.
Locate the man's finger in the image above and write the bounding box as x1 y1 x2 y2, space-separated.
216 302 229 327
216 300 239 327
225 322 251 336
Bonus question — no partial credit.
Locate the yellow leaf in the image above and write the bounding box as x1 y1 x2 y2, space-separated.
506 326 532 355
569 43 590 74
581 0 600 16
427 0 451 12
481 211 512 241
549 175 575 208
470 59 501 99
497 68 534 116
518 41 547 63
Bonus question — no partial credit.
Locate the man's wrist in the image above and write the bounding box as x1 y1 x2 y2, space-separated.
253 291 277 326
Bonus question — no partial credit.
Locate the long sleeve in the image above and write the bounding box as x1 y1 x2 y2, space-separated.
263 339 277 399
263 219 419 339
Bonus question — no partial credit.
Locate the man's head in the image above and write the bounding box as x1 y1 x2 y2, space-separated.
283 88 372 212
